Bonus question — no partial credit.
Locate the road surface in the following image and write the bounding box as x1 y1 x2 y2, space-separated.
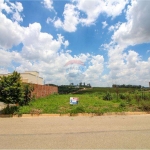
0 115 150 149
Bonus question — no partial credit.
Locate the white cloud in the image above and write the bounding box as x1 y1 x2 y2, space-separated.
83 55 104 86
53 0 128 31
21 23 69 62
125 50 141 68
0 49 12 67
102 21 108 29
104 0 150 87
42 0 54 11
76 0 102 26
0 1 72 85
1 1 23 22
104 42 150 87
108 22 121 32
54 4 79 32
0 0 11 13
147 50 150 53
0 2 105 86
12 10 23 22
0 47 25 72
46 17 56 24
0 13 24 49
57 34 69 48
113 0 150 46
108 26 115 32
54 18 62 28
0 1 24 49
1 0 150 87
15 51 105 85
76 0 128 26
103 0 129 18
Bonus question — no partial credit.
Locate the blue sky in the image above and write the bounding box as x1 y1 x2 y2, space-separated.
0 0 150 87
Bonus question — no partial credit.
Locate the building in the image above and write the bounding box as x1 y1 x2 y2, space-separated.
0 71 43 85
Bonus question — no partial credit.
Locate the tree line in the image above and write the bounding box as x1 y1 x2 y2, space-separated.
112 84 142 88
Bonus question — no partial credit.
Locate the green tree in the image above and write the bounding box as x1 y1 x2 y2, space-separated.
0 71 24 106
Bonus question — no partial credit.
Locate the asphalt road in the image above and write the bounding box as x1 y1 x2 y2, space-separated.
0 115 150 149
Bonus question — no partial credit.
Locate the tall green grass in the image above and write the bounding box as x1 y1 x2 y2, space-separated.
1 87 149 115
16 90 150 115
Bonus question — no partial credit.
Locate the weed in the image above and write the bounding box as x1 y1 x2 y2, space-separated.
119 93 126 99
103 92 113 101
30 108 42 115
119 102 126 108
139 101 150 111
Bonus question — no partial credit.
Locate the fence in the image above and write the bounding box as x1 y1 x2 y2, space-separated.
31 84 58 98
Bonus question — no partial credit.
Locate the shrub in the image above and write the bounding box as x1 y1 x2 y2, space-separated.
0 71 24 105
119 93 126 99
21 84 34 106
1 105 18 115
139 101 150 111
119 102 126 108
103 92 113 101
30 108 42 115
126 94 131 102
0 71 34 108
142 94 149 100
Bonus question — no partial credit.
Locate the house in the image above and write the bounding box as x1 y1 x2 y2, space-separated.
0 71 43 85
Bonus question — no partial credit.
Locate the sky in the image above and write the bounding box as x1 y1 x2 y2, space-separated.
0 0 150 87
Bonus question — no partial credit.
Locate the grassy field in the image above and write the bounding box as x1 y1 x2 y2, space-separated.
1 87 150 115
15 87 150 115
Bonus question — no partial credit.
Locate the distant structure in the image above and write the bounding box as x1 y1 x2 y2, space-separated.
149 82 150 87
0 71 43 85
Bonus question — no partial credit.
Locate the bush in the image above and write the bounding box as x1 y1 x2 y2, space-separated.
0 71 24 105
103 92 113 101
119 102 126 108
119 93 126 99
142 94 149 100
1 105 18 115
139 101 150 111
0 71 34 108
126 94 131 102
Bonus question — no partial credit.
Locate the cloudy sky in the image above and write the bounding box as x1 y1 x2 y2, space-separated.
0 0 150 87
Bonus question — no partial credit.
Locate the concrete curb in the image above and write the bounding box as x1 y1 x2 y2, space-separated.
0 112 150 118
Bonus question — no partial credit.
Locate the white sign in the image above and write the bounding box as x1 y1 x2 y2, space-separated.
70 97 79 105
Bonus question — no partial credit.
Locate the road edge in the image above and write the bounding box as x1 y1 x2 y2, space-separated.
0 111 150 118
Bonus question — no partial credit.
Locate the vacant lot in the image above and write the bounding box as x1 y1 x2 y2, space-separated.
1 87 150 115
14 87 150 115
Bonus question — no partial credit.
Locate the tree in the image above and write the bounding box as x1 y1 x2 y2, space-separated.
79 82 82 87
83 82 85 86
0 71 24 105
